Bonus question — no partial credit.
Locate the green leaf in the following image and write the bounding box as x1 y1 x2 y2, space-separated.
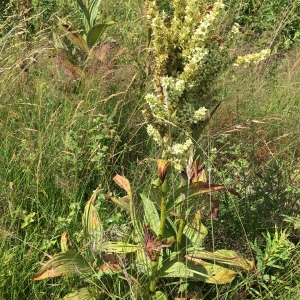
96 241 139 253
62 287 98 300
58 23 89 53
183 210 207 247
154 291 168 300
141 193 160 235
282 214 300 229
110 196 130 212
77 0 91 30
160 254 237 284
89 0 102 28
86 21 116 48
31 251 91 280
187 248 254 271
82 186 103 245
21 212 36 229
60 231 71 253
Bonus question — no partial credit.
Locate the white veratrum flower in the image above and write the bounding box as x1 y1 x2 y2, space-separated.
230 23 240 35
170 138 193 155
160 77 185 107
193 107 207 123
233 49 271 67
146 124 162 145
171 158 183 171
190 47 208 63
193 0 225 42
145 93 160 113
175 79 185 94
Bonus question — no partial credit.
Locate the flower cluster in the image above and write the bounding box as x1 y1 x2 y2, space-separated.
144 0 271 170
233 49 271 67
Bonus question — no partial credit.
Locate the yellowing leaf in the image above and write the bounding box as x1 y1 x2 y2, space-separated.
187 248 254 271
96 242 139 253
82 197 102 244
60 231 72 253
31 251 90 281
113 174 132 196
160 257 236 284
183 210 207 247
63 287 98 300
110 196 130 212
59 23 89 53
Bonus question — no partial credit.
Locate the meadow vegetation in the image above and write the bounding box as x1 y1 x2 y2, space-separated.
0 0 300 299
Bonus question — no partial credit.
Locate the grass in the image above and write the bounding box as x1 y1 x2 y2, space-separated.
1 0 300 299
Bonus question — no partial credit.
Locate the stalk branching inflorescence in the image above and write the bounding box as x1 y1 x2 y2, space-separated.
144 0 270 170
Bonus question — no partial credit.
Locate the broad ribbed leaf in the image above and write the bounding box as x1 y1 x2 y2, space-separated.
186 248 254 271
110 196 130 212
141 193 160 235
89 0 102 27
96 241 139 253
86 21 116 48
60 231 72 253
113 174 131 197
183 210 207 247
31 251 90 280
59 23 89 53
77 0 91 30
160 255 236 284
154 291 168 300
82 187 103 245
63 287 98 300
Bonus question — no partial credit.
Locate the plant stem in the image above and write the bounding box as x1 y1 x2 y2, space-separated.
149 177 168 295
149 261 158 295
158 178 168 237
175 218 185 251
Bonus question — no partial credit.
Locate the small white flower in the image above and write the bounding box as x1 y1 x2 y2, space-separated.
193 107 207 122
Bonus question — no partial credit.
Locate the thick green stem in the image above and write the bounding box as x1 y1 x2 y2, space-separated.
158 178 168 237
175 218 185 251
149 178 168 295
149 261 158 295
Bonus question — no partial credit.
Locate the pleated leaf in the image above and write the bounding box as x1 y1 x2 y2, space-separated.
187 248 255 271
183 210 207 247
76 0 91 30
141 193 160 235
59 23 89 53
96 241 139 253
86 21 116 48
62 287 98 300
110 196 130 212
60 231 72 253
89 0 102 28
154 291 168 300
160 255 237 284
82 186 103 245
113 174 132 197
31 251 90 280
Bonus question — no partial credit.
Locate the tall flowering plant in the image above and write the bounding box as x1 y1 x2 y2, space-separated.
32 1 269 298
144 0 270 170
